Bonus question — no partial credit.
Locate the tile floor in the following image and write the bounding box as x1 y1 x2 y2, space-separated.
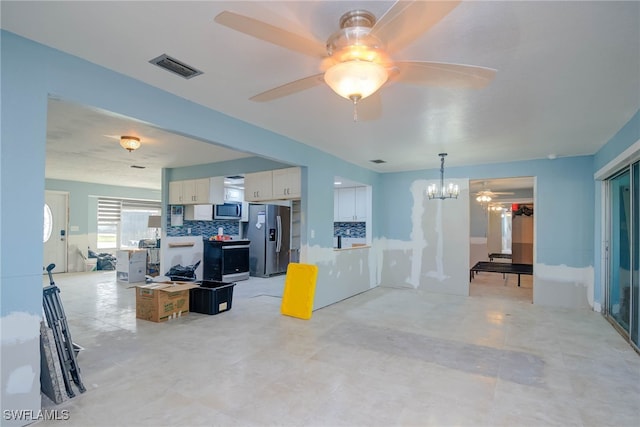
38 270 639 427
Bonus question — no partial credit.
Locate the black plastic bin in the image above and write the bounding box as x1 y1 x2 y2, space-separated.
189 281 236 315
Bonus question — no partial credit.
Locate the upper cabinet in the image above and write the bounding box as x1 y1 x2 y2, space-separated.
272 167 301 199
224 187 244 203
169 177 224 205
245 167 301 202
244 170 273 202
169 181 185 205
335 186 368 222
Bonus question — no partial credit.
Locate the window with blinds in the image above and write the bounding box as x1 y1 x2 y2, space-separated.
97 198 161 250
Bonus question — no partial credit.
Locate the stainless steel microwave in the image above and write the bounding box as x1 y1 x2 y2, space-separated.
214 202 242 220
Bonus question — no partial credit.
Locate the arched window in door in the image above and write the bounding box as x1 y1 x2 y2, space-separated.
43 203 53 243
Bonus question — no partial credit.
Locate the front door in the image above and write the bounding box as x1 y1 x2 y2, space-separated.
43 191 69 273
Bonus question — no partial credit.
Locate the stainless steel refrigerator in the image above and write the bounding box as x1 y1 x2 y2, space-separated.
247 204 291 277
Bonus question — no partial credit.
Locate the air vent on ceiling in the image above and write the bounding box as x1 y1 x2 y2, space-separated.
370 159 386 164
149 54 203 79
130 165 146 169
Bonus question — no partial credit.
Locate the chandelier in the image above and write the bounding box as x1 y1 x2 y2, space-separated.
427 153 459 200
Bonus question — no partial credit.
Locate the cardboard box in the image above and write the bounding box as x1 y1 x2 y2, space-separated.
135 282 199 322
117 250 147 283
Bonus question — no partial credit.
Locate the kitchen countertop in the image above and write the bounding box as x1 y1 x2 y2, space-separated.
333 245 371 251
204 239 250 245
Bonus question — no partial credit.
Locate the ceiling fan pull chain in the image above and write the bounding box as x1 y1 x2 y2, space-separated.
350 95 360 122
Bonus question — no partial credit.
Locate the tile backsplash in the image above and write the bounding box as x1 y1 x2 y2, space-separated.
168 219 363 239
167 219 240 238
334 222 366 238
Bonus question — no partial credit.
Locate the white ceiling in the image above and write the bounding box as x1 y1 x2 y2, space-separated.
2 1 639 191
45 98 252 190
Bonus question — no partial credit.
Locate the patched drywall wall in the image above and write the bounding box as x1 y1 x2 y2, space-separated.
1 312 42 427
534 263 594 309
378 179 470 296
306 245 376 309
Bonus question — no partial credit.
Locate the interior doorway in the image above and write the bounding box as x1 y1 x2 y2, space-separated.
469 177 534 301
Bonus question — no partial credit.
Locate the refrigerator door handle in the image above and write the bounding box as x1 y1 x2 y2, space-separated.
276 215 282 253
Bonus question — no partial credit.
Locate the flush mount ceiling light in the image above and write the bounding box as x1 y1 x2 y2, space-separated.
120 136 141 152
427 153 459 200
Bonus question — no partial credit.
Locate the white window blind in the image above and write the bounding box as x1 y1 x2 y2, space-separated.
97 198 161 250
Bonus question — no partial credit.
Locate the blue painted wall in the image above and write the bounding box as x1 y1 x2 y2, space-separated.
594 110 640 171
46 179 160 235
380 156 594 268
592 110 640 304
166 157 290 181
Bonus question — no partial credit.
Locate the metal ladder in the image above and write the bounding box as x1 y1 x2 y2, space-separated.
43 264 86 398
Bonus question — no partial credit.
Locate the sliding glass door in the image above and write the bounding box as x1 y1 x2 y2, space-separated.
606 163 639 348
633 163 639 348
608 170 630 332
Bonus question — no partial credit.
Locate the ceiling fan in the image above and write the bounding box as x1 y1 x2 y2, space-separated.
475 189 515 204
214 1 496 118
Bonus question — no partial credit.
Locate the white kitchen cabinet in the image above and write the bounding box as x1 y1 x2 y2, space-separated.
245 168 301 202
169 177 224 205
169 181 184 204
224 187 244 202
244 171 273 201
335 186 368 222
184 204 213 221
272 167 301 199
354 186 368 221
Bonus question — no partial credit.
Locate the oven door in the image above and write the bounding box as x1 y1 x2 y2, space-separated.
222 244 250 281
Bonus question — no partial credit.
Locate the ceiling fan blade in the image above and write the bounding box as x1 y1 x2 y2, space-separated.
371 1 462 54
393 61 497 89
250 74 325 102
214 11 326 58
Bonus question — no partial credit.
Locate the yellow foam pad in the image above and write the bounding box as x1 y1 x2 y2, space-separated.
281 263 318 320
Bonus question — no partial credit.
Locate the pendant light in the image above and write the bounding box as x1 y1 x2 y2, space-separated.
427 153 459 200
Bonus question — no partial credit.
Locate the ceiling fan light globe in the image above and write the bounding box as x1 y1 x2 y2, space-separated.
324 60 388 101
